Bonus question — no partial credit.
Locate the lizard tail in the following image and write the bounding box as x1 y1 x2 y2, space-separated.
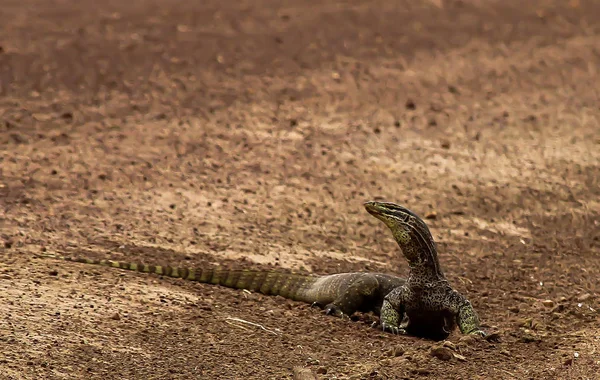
38 253 319 302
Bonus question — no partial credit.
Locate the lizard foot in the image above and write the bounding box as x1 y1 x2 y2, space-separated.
469 329 487 337
371 321 406 335
310 302 323 309
323 303 346 318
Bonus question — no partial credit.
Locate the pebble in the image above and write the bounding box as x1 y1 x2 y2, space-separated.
542 299 554 307
577 293 591 302
387 345 405 357
292 367 317 380
425 212 437 220
458 335 478 346
430 346 453 361
485 332 501 342
519 330 537 343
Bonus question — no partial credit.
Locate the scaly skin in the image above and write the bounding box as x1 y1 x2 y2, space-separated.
38 254 405 318
364 201 485 340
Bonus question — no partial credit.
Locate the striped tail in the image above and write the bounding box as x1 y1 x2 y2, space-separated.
39 254 319 302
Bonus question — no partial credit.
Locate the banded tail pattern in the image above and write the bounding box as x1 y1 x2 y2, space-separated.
39 254 320 302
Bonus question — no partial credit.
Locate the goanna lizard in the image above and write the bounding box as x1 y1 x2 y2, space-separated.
38 201 484 340
364 201 485 339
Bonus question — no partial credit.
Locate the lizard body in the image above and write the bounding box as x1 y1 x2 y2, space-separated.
364 201 485 340
40 254 405 318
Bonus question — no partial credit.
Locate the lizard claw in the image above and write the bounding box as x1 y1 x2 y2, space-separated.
469 329 487 337
323 304 344 318
310 302 322 309
373 321 405 335
383 323 398 334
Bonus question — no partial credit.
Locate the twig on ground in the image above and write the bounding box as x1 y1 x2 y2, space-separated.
225 317 281 336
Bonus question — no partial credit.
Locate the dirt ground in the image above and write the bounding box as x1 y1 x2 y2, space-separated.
1 0 599 379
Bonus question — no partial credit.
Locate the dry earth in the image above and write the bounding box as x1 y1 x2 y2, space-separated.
1 0 599 379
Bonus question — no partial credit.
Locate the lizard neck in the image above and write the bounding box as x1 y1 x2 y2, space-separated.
388 218 445 279
407 264 446 285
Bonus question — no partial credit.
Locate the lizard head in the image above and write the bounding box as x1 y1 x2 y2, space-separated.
364 201 441 273
364 201 422 223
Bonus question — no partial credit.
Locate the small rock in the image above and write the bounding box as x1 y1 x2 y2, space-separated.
458 335 478 346
485 332 501 342
61 112 73 121
425 212 437 220
577 293 592 302
453 353 467 361
430 346 453 361
519 331 537 343
9 133 28 144
388 345 405 357
292 367 318 380
316 367 327 375
110 313 121 321
542 299 554 307
524 115 537 123
519 318 537 329
33 113 53 122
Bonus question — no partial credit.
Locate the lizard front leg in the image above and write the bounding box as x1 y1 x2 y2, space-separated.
377 286 409 334
456 300 485 336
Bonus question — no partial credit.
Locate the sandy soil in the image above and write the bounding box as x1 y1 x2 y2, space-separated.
1 0 599 379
